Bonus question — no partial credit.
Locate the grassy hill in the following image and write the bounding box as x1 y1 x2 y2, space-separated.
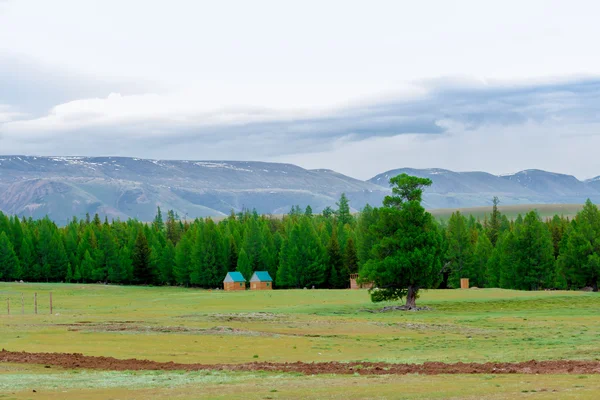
430 203 584 222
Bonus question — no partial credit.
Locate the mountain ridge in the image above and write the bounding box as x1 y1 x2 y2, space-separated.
368 167 600 209
1 156 600 222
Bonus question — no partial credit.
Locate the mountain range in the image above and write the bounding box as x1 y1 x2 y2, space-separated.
1 156 599 223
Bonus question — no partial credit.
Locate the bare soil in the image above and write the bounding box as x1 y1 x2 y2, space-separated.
2 350 600 375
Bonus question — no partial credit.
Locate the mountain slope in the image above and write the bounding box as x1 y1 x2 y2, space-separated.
369 167 600 209
0 156 389 222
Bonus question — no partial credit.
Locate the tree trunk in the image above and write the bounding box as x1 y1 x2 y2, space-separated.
406 285 418 309
593 282 598 292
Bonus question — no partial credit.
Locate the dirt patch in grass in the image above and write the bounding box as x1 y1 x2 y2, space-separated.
63 323 272 337
2 350 600 375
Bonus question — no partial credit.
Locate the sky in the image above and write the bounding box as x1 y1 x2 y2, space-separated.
1 0 600 180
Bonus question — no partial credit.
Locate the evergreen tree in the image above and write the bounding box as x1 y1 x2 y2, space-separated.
226 235 239 272
153 207 165 231
0 232 19 280
473 233 493 287
242 217 263 271
80 250 95 283
486 196 502 246
132 231 152 284
304 205 313 217
277 216 325 288
361 174 443 308
236 248 252 281
158 241 175 285
19 236 35 281
166 210 182 244
557 200 600 290
325 227 344 288
344 236 359 274
500 212 555 290
336 193 353 226
356 204 378 267
174 232 193 286
322 206 334 219
445 211 475 288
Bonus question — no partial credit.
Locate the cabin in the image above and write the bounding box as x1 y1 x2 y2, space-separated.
250 271 273 290
349 273 373 289
223 272 246 291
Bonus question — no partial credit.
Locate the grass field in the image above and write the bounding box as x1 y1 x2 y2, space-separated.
430 204 584 222
1 283 599 399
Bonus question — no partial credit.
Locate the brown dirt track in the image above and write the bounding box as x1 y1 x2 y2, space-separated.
2 350 600 375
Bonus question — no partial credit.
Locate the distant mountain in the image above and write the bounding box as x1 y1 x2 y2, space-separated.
0 156 388 223
2 157 599 223
369 168 600 209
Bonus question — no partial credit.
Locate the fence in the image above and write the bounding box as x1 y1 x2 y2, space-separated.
2 292 53 315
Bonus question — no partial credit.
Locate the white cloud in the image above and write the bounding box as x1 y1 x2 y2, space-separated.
2 0 600 179
0 104 25 123
277 120 600 181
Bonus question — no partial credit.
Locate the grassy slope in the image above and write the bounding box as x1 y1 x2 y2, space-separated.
430 204 584 222
212 204 585 224
1 283 599 398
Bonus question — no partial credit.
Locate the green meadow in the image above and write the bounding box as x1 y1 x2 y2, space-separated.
430 203 584 222
1 283 599 398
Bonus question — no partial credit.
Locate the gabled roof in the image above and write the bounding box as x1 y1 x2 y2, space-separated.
224 271 246 283
250 271 273 282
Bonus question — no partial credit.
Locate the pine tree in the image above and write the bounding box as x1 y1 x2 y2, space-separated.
513 211 555 290
445 211 475 288
153 207 165 231
226 235 238 272
325 227 347 288
19 236 35 281
473 233 493 287
242 217 263 271
0 232 19 280
361 174 443 308
80 250 95 282
557 200 600 290
236 248 252 281
305 205 313 217
336 193 353 226
344 236 359 274
356 204 378 267
166 210 182 244
132 231 152 284
158 241 175 285
174 232 193 286
487 196 502 246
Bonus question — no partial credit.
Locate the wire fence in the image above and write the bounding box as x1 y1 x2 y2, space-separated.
0 291 53 315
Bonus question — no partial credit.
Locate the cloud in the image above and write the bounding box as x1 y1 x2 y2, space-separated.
0 53 159 117
2 74 600 180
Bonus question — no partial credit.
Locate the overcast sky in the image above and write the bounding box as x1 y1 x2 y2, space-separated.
1 0 600 179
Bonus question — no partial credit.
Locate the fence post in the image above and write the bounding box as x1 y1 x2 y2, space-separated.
34 293 37 315
49 292 53 315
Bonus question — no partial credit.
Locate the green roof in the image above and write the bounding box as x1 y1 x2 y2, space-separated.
250 271 272 282
224 272 246 283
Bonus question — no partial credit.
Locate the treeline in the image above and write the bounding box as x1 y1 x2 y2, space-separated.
0 194 599 291
439 198 600 291
0 196 359 289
